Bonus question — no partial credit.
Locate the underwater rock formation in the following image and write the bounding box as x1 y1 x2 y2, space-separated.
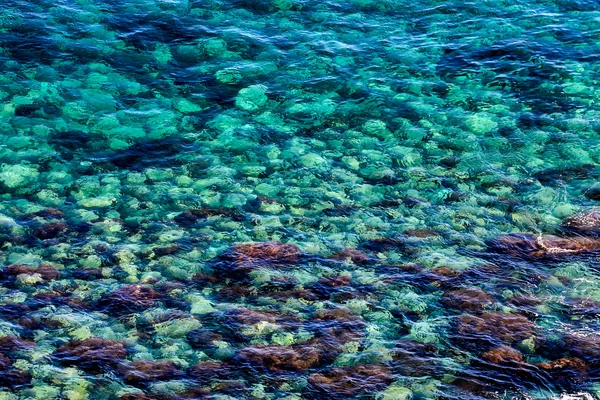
561 210 600 235
308 365 393 398
237 345 320 372
455 312 536 345
442 287 493 311
330 248 370 265
119 360 182 384
481 346 524 365
212 241 301 281
54 338 127 372
98 285 162 315
488 233 600 258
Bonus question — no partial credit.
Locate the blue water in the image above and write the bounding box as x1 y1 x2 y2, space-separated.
1 0 600 399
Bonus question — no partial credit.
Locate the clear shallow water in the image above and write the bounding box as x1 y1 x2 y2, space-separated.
1 0 600 398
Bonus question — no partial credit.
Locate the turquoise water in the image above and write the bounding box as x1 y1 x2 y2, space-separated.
1 0 600 398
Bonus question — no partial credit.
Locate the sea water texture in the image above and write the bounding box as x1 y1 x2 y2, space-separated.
1 0 600 399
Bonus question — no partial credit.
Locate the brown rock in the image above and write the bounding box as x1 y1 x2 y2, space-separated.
55 338 127 372
0 353 11 370
269 289 319 301
230 242 300 265
32 222 67 239
0 336 35 352
392 340 439 377
536 357 588 373
564 333 600 361
98 285 161 314
562 210 600 235
507 294 542 307
119 360 180 383
3 264 60 282
308 365 393 397
189 361 234 382
481 346 524 365
404 228 440 238
488 233 600 257
331 248 369 265
456 312 536 344
227 308 278 325
318 275 351 287
442 287 493 311
118 394 155 400
237 345 319 371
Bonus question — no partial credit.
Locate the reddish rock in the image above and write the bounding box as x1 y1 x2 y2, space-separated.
404 228 440 238
456 312 536 344
314 307 361 322
0 336 35 352
152 245 182 257
237 345 319 372
119 394 155 400
318 275 351 287
488 233 600 257
269 289 319 301
230 242 300 265
442 287 493 311
189 361 234 381
227 307 278 325
3 264 60 282
98 285 161 314
536 357 588 374
0 353 11 370
217 285 256 298
309 309 366 363
119 360 180 383
331 248 369 265
55 338 127 371
33 290 87 309
564 333 600 361
214 242 300 280
361 237 405 252
33 208 65 219
481 346 524 365
32 221 67 239
71 268 104 280
562 210 600 235
174 207 245 226
392 340 439 377
507 294 542 307
431 266 461 278
308 365 393 397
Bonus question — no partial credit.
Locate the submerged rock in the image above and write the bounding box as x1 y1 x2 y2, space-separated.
31 221 67 239
55 338 127 372
487 233 600 257
456 312 536 345
237 345 320 372
2 264 60 283
229 241 300 264
0 336 35 352
561 210 600 235
98 285 161 315
330 248 369 265
119 360 181 384
189 361 234 382
213 241 301 280
442 287 493 311
308 364 393 397
392 340 440 377
481 346 524 365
